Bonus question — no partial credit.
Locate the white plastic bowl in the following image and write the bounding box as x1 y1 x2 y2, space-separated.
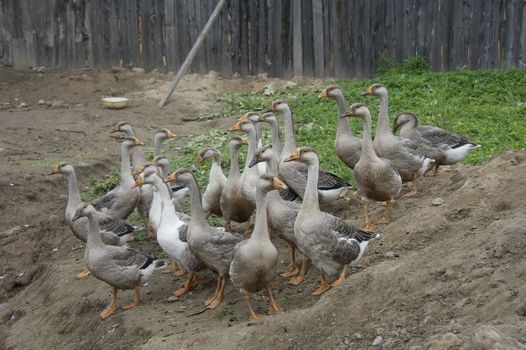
102 97 129 109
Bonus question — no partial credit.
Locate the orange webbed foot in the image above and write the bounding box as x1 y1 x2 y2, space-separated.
280 266 299 278
268 300 284 315
289 274 305 286
403 190 417 198
376 215 390 225
76 268 91 279
312 284 330 296
362 222 376 232
121 300 141 311
100 303 118 320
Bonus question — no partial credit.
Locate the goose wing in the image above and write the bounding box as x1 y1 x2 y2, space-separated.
109 247 154 269
418 126 475 148
96 212 135 236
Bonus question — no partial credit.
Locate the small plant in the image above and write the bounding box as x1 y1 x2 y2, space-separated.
377 51 400 74
402 56 430 74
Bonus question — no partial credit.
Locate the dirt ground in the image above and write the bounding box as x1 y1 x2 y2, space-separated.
0 68 525 350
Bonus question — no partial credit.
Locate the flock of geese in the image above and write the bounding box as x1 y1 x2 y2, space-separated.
50 83 479 321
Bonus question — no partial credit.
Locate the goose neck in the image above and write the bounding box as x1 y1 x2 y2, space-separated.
65 170 82 221
281 108 296 158
335 94 353 137
86 211 104 249
251 187 270 242
120 144 135 186
376 93 392 137
303 160 320 211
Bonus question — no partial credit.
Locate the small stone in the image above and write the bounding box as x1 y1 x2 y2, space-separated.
493 245 505 258
408 346 423 350
38 99 46 105
51 100 65 108
385 251 396 258
372 336 383 347
432 198 444 206
354 333 363 340
17 102 27 108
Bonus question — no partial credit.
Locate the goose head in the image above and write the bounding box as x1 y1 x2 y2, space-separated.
238 112 260 124
155 128 176 142
256 174 287 194
259 112 278 126
153 155 170 169
318 85 343 100
268 100 290 114
393 112 419 133
283 147 319 166
111 121 135 136
163 168 196 188
133 164 159 188
249 146 275 168
196 148 221 165
342 103 371 120
72 202 96 221
229 119 256 136
48 162 74 176
122 136 145 150
361 83 387 97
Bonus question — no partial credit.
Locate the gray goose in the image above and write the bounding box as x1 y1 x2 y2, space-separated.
285 147 380 296
165 169 243 309
72 203 166 320
343 104 402 231
229 174 285 320
92 137 142 219
362 84 433 197
196 148 227 218
318 85 362 169
269 101 352 204
256 112 283 157
393 111 480 176
249 147 308 285
49 163 137 278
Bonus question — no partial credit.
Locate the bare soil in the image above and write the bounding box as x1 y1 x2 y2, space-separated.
0 68 525 350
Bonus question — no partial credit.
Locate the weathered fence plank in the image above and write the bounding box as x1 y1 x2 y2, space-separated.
1 0 525 78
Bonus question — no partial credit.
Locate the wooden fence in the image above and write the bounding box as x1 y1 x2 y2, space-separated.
1 0 525 77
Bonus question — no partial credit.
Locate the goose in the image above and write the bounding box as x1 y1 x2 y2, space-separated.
220 136 254 232
284 147 380 295
256 112 283 157
196 148 227 218
152 155 188 213
393 111 480 176
111 124 176 236
165 169 243 309
230 119 261 206
248 147 308 285
269 101 352 204
135 168 202 296
49 163 137 278
72 203 166 319
343 104 402 231
362 84 433 197
110 121 146 172
318 85 362 169
229 174 285 320
238 112 266 175
92 136 142 219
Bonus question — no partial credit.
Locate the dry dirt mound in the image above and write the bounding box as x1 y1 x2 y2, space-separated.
1 150 525 350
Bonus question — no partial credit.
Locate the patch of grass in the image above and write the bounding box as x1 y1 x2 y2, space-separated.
80 168 120 203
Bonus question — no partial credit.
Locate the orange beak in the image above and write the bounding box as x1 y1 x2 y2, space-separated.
229 122 242 132
317 89 328 99
272 177 287 190
133 137 145 146
165 129 176 139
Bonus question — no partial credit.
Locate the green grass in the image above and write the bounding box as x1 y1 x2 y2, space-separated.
86 62 526 198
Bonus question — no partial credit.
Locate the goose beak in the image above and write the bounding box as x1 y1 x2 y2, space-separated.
317 89 328 99
229 122 241 132
132 166 145 177
195 156 203 165
164 172 177 183
133 174 144 188
360 86 373 96
110 124 120 133
165 129 176 139
393 122 400 133
48 164 60 175
272 177 287 190
284 149 300 162
133 137 145 146
341 108 353 118
248 156 259 168
238 113 249 121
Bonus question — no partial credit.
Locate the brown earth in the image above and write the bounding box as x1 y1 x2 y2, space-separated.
0 68 525 350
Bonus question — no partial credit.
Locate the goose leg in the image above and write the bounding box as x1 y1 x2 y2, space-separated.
331 266 347 288
243 295 261 320
162 259 186 276
76 267 91 279
206 276 226 309
289 255 309 285
145 218 155 238
377 199 394 225
312 273 330 296
423 163 435 177
100 287 118 320
121 286 142 310
267 287 284 315
204 277 223 306
174 272 198 297
280 245 299 278
433 165 440 177
403 174 418 197
362 202 376 232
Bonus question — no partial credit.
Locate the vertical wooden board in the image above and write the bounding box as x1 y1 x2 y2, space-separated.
266 0 282 76
220 0 233 75
281 0 293 76
414 0 425 57
466 0 481 68
429 0 441 70
154 0 165 71
292 0 303 76
503 0 518 68
312 0 323 77
164 0 176 71
247 0 258 74
322 0 331 76
490 0 501 68
362 0 372 77
193 0 206 73
301 0 313 76
450 0 464 70
109 0 120 67
239 0 249 75
520 0 526 64
329 0 341 77
228 0 239 74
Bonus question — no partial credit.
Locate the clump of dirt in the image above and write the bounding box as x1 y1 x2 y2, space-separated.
1 68 525 349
